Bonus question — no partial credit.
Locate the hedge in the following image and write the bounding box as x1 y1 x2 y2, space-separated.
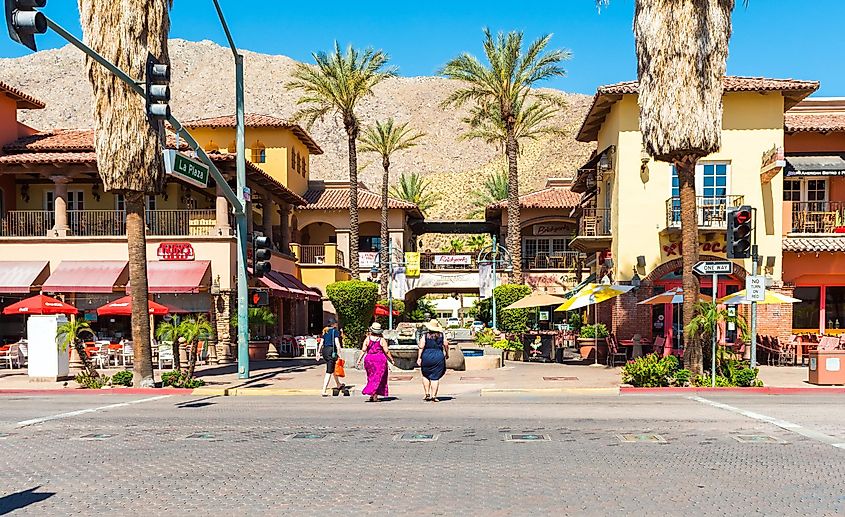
494 284 532 333
326 280 379 347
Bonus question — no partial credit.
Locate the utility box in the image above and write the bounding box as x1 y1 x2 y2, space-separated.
808 350 845 385
27 314 71 382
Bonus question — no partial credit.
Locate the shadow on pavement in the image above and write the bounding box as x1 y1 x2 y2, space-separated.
0 486 55 515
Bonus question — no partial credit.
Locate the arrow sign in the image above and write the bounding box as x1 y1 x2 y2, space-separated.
693 261 732 276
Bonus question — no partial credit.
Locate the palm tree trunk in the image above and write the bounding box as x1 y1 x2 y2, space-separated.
75 340 98 378
505 130 521 282
126 192 154 387
676 157 702 375
379 162 390 298
186 340 199 379
346 127 360 272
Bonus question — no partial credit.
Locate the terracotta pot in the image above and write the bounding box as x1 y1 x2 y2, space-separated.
577 338 606 361
504 349 524 362
248 340 270 361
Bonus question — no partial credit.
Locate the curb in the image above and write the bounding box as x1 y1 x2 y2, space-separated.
480 387 620 396
620 386 845 394
228 388 341 396
190 387 229 396
0 388 194 396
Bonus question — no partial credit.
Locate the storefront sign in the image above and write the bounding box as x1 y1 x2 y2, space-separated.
405 252 420 277
660 232 727 259
434 254 472 266
360 252 378 269
533 224 572 236
157 242 195 261
523 272 577 294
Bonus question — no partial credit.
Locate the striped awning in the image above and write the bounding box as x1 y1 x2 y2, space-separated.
0 261 50 293
42 261 128 293
785 155 845 177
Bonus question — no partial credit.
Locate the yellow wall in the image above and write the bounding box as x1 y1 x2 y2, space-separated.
600 91 786 283
16 183 214 211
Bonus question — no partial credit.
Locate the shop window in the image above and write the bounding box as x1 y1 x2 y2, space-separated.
825 286 845 330
359 236 381 252
251 142 266 163
793 286 821 330
783 179 801 201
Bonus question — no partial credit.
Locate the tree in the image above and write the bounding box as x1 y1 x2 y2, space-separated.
57 319 97 378
78 0 171 387
155 316 182 372
466 235 489 251
441 28 570 282
390 172 441 215
442 238 466 253
469 169 508 217
358 119 425 297
289 43 396 273
178 315 213 379
597 0 739 374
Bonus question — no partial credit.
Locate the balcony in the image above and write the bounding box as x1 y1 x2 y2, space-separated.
569 208 612 253
297 244 345 265
664 195 745 231
522 251 580 271
788 201 845 234
0 209 218 237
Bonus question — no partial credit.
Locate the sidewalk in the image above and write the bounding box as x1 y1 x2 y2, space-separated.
0 359 833 395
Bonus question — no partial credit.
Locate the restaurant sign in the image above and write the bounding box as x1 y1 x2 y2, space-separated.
533 224 572 236
660 232 727 259
157 242 195 261
360 251 378 269
433 254 472 266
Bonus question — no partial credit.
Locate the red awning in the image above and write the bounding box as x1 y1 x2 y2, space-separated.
140 260 211 293
256 274 291 295
42 261 128 293
0 261 50 293
265 271 320 301
2 294 78 315
96 295 169 316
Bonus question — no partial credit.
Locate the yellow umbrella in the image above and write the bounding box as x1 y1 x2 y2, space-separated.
717 289 802 305
638 287 711 305
504 292 567 310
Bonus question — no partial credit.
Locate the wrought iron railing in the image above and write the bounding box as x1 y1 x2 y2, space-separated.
68 210 125 236
790 201 845 234
146 209 216 236
0 210 53 237
579 208 612 237
522 251 579 271
665 195 744 229
299 244 328 264
0 209 217 237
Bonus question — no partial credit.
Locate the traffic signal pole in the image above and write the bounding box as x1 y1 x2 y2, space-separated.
750 207 759 368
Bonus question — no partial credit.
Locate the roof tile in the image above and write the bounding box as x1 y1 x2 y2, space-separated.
488 186 580 210
183 113 323 155
0 81 45 109
300 184 418 212
783 237 845 253
785 112 845 133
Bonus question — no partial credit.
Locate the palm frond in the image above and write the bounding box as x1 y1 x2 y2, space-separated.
389 171 440 215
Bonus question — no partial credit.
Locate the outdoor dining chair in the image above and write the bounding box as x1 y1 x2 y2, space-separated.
606 334 628 367
158 343 174 370
0 344 21 369
93 343 111 369
121 340 133 366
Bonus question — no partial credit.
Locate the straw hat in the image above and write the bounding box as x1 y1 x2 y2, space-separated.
424 319 444 333
369 322 383 335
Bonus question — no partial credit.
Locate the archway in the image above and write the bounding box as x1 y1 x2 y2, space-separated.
299 221 337 246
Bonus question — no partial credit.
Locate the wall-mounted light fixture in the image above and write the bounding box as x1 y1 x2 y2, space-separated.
636 255 646 268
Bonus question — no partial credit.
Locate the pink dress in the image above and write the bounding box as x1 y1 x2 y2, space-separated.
362 336 389 397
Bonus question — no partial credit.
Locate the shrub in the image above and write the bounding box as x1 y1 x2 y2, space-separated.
568 312 584 333
672 368 691 387
326 280 379 347
474 328 497 347
160 370 206 388
407 298 436 322
621 354 678 387
111 370 133 387
491 338 522 351
579 323 608 339
375 299 405 328
494 284 532 333
75 372 110 389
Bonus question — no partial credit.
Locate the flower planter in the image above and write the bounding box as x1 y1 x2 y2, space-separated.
503 349 524 362
248 340 270 361
577 337 607 362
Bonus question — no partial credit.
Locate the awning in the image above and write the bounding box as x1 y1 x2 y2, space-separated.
140 260 211 293
264 270 321 301
0 261 50 293
785 155 845 177
42 261 128 293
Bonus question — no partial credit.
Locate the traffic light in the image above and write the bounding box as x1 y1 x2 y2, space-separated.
5 0 47 51
145 53 170 122
249 289 269 307
727 205 753 259
253 234 271 277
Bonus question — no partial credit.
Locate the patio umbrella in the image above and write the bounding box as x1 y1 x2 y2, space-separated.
503 292 567 310
2 294 78 315
96 295 169 316
638 287 711 305
555 283 636 365
716 289 802 305
374 304 400 317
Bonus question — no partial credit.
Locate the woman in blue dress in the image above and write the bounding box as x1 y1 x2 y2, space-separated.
417 319 448 402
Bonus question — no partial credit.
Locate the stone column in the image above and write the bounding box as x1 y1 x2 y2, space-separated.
262 201 274 248
213 291 235 364
335 228 351 269
51 176 70 237
214 185 231 236
279 202 290 254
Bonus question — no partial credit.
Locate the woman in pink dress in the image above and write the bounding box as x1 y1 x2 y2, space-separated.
356 323 394 402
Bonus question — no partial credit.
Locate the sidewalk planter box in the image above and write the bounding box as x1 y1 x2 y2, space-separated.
503 349 524 362
248 340 270 361
577 338 606 362
28 314 71 382
808 350 845 385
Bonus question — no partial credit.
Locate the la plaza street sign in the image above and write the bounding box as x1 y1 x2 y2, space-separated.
692 261 732 276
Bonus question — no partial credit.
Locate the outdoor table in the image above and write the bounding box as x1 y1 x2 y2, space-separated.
618 339 652 358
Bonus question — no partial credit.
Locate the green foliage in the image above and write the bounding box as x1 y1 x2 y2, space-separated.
673 368 692 386
359 118 425 162
491 337 522 350
56 319 95 352
685 302 748 347
568 312 584 333
389 171 441 215
494 284 532 333
375 299 405 327
441 238 466 253
111 370 133 387
231 308 278 338
475 298 492 325
579 323 608 339
75 372 109 389
474 328 497 346
407 298 437 322
326 280 379 347
621 354 679 388
469 169 508 217
160 370 206 388
465 235 489 252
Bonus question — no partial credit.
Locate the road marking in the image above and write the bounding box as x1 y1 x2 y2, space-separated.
16 395 171 428
690 396 845 449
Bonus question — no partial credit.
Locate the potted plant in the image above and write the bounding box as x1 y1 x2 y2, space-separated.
231 307 278 361
577 323 608 361
493 337 523 362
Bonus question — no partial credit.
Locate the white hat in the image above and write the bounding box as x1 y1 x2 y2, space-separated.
370 322 383 335
423 319 444 333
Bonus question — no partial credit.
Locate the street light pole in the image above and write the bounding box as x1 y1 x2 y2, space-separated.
492 234 498 331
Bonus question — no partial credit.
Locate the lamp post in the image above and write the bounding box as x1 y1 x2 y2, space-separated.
371 240 404 330
477 235 512 331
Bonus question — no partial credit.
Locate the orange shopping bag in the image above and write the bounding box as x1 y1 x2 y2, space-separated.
335 358 346 377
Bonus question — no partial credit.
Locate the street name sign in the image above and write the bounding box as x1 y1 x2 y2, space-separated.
746 275 766 302
163 149 209 188
693 261 732 276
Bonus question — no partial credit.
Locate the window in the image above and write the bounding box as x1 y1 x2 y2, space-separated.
251 142 266 163
68 191 84 211
359 236 381 252
115 194 125 211
807 179 827 210
825 287 845 330
522 236 572 267
146 195 156 211
782 177 828 208
783 179 802 201
793 287 821 330
699 163 728 202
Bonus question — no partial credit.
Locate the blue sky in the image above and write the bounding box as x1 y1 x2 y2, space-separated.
1 0 842 96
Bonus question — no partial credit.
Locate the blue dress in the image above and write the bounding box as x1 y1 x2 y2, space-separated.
420 332 447 381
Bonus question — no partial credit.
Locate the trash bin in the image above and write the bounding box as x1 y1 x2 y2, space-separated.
808 350 845 385
554 347 564 364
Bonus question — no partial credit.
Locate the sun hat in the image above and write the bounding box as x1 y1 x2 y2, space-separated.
424 319 444 333
370 322 383 335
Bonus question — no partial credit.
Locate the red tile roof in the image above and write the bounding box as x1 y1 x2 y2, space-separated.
300 183 420 214
577 76 820 142
0 81 45 109
785 112 845 133
783 237 845 253
487 186 581 211
183 114 323 155
0 151 97 165
4 129 190 153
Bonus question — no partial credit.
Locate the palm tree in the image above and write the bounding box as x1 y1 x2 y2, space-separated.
441 29 570 282
598 0 739 374
57 319 98 378
466 235 489 252
358 119 425 297
442 238 466 253
79 0 171 387
178 315 213 379
288 43 396 272
390 172 441 215
469 169 508 217
155 316 182 372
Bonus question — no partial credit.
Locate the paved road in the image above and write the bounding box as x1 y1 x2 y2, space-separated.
1 392 844 516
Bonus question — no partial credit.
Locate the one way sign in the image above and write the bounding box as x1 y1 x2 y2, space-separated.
693 261 732 275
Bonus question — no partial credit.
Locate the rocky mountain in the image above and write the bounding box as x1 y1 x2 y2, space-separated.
0 39 596 219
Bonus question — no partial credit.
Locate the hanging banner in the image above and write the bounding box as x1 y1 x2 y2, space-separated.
479 263 493 299
434 254 472 266
360 252 378 269
405 252 421 277
391 266 408 300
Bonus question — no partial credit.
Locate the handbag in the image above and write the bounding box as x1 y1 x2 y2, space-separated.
335 358 346 378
